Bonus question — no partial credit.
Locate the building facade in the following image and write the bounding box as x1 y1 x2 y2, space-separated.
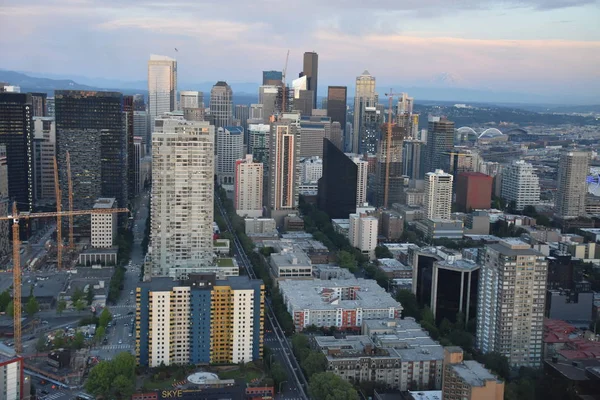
476 239 548 368
352 70 377 153
0 349 25 400
455 172 493 212
55 90 127 229
303 52 319 106
248 123 270 166
136 274 264 367
326 86 347 146
299 116 331 158
443 347 504 400
424 116 454 174
91 198 117 248
179 91 203 110
234 155 263 218
500 160 540 211
0 92 33 212
555 150 590 219
216 126 244 185
148 55 177 132
349 211 378 260
210 81 233 129
424 169 453 220
32 117 56 203
151 117 214 277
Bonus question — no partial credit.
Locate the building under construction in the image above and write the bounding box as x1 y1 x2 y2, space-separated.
375 124 407 208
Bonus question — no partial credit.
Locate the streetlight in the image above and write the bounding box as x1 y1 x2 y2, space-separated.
278 380 288 393
269 354 275 368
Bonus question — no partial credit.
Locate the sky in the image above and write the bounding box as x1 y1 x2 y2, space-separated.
1 0 599 101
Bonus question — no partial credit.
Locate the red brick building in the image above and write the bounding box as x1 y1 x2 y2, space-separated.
455 172 493 212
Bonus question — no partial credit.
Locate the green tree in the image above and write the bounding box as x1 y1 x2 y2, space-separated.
271 362 287 392
291 334 310 362
98 307 112 328
439 318 453 336
94 326 106 344
421 306 435 325
85 352 135 399
6 300 14 317
301 351 327 379
0 290 11 312
375 245 393 259
337 250 357 272
56 299 66 315
74 299 87 312
309 372 359 400
72 331 85 349
53 332 66 349
395 290 421 320
482 352 510 380
86 287 95 305
25 296 39 316
71 287 85 303
35 336 47 353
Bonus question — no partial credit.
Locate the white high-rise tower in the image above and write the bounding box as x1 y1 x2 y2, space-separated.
151 116 214 277
424 169 453 220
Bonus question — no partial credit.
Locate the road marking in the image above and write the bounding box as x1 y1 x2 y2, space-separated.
101 344 133 350
41 393 66 400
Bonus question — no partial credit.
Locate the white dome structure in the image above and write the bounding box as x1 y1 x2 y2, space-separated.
478 128 505 139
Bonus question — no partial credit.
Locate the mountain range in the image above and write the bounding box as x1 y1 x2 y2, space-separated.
1 69 598 109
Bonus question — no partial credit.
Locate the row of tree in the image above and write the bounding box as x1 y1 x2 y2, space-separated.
85 352 136 399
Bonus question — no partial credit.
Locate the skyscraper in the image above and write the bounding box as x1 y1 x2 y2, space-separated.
303 52 319 105
179 91 203 109
263 70 283 86
352 71 377 153
329 121 343 151
424 169 453 220
148 54 177 130
209 81 233 129
425 116 455 173
136 274 264 367
234 155 263 218
500 160 540 211
234 104 250 144
133 110 150 152
0 145 9 259
402 140 424 180
0 92 33 211
30 92 47 117
248 123 270 167
268 115 301 223
318 139 367 219
555 150 590 219
55 91 127 224
375 124 404 208
326 86 347 144
124 95 135 201
216 126 245 185
299 115 331 158
32 117 56 203
258 85 279 122
151 117 214 277
476 239 547 368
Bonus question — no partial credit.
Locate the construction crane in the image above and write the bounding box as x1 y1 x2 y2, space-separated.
0 204 129 354
383 89 402 209
281 49 290 114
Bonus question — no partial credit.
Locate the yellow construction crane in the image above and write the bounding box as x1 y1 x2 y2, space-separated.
0 204 129 353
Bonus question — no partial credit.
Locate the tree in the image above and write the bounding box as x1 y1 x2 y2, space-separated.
421 306 435 325
482 352 510 380
85 352 135 399
98 308 112 328
72 332 85 349
35 336 47 353
56 299 67 315
53 332 66 349
6 300 14 318
301 351 327 379
25 296 39 316
86 287 95 305
375 246 394 259
74 299 87 312
337 250 357 272
94 326 106 344
395 290 421 320
71 287 85 303
0 290 11 312
309 372 359 400
271 362 287 392
291 334 310 362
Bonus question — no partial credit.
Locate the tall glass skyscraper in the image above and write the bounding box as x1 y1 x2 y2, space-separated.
148 54 177 131
352 71 377 154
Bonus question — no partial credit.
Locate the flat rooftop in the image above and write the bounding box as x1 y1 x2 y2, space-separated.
451 360 501 387
487 240 542 256
279 278 402 311
93 197 116 209
138 275 262 292
408 391 442 400
270 251 312 267
434 259 479 272
377 258 411 272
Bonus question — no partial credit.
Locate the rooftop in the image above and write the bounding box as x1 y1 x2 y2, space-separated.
407 391 442 400
138 274 262 292
223 126 243 134
434 259 479 272
488 240 542 256
377 258 411 272
93 197 116 209
216 258 235 268
270 251 312 268
279 278 402 311
451 360 502 387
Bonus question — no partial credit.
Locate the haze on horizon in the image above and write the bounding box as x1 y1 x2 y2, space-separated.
1 0 599 102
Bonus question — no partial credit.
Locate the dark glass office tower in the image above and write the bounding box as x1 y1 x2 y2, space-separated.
55 91 127 230
0 93 34 211
30 93 47 117
318 139 358 219
302 52 318 106
425 116 455 174
262 70 283 86
326 86 347 141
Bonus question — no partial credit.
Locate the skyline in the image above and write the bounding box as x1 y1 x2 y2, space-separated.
1 0 599 102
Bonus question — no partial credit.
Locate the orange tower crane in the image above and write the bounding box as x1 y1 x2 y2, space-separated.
0 204 129 354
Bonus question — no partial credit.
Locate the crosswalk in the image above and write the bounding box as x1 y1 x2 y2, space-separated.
110 305 135 309
40 393 67 400
101 344 132 350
